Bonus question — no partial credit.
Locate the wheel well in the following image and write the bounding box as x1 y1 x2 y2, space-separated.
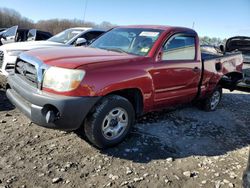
109 88 144 116
219 72 243 90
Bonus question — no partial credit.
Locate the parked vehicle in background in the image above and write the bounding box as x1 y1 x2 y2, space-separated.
201 45 223 55
225 36 250 83
0 26 53 45
6 25 243 148
19 29 52 42
0 27 105 75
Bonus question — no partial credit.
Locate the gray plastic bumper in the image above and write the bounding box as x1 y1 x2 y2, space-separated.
6 75 100 131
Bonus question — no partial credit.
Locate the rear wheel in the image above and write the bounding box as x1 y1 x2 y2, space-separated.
84 95 135 148
201 86 222 111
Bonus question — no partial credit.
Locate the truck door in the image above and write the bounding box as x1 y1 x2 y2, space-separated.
151 33 202 108
0 26 18 45
27 29 37 41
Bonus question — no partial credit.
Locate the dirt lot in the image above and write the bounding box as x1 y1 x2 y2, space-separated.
0 83 249 187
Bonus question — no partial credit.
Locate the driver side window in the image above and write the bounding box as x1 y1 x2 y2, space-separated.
162 35 196 61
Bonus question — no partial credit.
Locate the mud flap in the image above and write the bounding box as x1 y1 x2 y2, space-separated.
220 76 240 91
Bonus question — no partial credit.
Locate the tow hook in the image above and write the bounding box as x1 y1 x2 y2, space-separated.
45 110 57 123
42 105 60 123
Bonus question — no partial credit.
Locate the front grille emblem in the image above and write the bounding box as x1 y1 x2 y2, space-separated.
17 53 49 89
21 64 27 76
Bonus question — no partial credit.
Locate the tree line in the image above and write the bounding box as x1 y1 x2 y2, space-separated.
1 7 227 45
0 8 115 34
200 36 227 46
0 8 34 29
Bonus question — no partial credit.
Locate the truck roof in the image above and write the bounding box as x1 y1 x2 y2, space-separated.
116 25 197 36
117 25 194 31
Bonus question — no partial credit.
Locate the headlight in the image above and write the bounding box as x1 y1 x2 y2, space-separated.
43 67 85 92
7 50 23 56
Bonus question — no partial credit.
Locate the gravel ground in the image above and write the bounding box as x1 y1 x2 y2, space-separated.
0 85 249 188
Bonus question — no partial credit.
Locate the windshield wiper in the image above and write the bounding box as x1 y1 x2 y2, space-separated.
96 47 138 56
106 48 129 54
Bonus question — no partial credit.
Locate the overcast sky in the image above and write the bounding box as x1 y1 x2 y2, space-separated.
1 0 250 38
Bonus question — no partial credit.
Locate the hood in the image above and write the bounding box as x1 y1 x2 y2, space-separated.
226 36 250 54
24 47 143 69
0 40 67 51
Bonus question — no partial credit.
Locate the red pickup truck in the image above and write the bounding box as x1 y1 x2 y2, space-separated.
6 25 243 148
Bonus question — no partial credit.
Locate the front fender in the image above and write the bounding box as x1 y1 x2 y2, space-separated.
80 67 154 111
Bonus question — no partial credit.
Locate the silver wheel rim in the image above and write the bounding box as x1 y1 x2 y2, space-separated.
101 107 129 140
210 91 221 110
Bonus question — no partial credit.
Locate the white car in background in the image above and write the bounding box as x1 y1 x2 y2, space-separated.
0 27 105 76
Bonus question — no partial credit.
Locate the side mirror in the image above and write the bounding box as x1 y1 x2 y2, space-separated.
75 38 87 46
219 45 225 53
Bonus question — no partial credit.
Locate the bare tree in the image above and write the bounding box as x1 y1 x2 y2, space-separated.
0 7 116 35
98 21 116 30
35 19 97 34
0 8 34 29
200 36 227 46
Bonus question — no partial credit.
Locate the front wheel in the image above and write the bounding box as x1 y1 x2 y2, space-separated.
84 95 135 148
201 86 222 111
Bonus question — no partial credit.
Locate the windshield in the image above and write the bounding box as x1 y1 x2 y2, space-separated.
90 28 163 56
48 28 84 44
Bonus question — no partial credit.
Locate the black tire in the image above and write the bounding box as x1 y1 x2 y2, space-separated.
84 95 135 149
201 86 222 111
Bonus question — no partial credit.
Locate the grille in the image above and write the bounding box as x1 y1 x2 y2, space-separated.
0 50 4 68
15 60 38 87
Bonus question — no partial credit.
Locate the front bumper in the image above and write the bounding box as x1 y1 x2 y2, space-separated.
7 74 100 130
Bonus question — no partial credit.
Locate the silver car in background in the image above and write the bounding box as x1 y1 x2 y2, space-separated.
0 27 105 76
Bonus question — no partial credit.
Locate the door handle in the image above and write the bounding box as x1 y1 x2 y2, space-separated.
193 67 200 72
